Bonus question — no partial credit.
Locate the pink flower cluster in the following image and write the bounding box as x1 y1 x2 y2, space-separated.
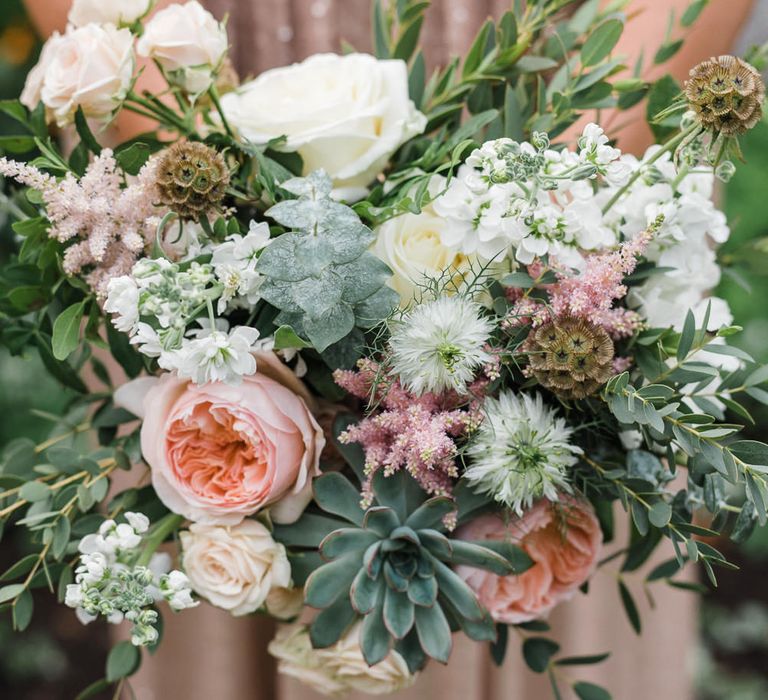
334 360 483 509
0 150 165 298
506 229 653 339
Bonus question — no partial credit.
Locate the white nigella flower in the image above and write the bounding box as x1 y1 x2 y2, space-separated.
174 324 261 384
389 295 494 395
105 276 140 333
463 391 582 515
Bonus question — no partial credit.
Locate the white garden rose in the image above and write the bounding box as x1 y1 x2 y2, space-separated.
268 623 416 697
219 53 427 199
68 0 151 27
373 197 475 305
180 520 291 616
23 24 134 127
136 1 228 95
20 31 64 112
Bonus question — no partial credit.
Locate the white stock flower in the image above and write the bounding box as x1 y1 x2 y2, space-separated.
105 276 140 333
463 391 581 515
211 221 271 312
220 53 426 199
172 324 260 384
68 0 151 26
269 624 416 696
137 1 228 94
125 512 150 534
25 24 134 126
389 295 493 395
180 520 292 616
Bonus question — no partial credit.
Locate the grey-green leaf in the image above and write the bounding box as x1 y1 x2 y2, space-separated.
414 602 452 663
313 473 366 526
52 301 85 361
383 588 415 639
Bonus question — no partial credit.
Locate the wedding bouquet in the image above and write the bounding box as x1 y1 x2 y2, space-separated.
1 0 768 697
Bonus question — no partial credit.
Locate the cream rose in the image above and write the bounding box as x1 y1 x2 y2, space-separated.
22 24 134 126
136 1 228 95
68 0 151 26
373 197 476 305
268 624 416 697
219 53 427 199
180 520 292 616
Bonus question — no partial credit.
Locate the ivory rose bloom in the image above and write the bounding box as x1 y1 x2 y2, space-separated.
456 497 602 623
68 0 151 26
269 624 416 696
373 199 476 305
219 53 427 199
180 520 291 616
22 24 134 127
115 353 324 525
137 1 228 94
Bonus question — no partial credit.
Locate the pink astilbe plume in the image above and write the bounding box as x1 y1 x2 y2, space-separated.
507 227 654 339
0 150 165 298
334 359 485 511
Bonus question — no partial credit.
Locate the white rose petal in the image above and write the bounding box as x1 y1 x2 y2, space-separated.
30 24 134 127
220 53 426 197
68 0 151 26
137 1 228 95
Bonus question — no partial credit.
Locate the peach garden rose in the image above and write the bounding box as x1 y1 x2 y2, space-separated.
115 352 324 525
456 497 603 624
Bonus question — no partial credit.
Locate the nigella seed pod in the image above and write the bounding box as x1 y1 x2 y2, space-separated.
684 55 765 136
155 141 230 220
527 316 614 399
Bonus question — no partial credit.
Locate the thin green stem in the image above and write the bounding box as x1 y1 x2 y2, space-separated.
208 84 233 137
136 513 184 567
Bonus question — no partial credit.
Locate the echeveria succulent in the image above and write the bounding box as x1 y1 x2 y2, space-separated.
273 426 532 672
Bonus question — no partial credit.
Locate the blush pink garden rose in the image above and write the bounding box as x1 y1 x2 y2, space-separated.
115 352 324 525
455 497 602 624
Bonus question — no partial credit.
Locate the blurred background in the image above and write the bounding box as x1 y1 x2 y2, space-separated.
1 0 768 698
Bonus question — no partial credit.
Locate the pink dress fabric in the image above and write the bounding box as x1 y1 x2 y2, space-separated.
120 2 698 698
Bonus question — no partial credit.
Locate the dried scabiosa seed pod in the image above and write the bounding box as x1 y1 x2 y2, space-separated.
155 141 230 220
527 316 614 400
684 55 765 136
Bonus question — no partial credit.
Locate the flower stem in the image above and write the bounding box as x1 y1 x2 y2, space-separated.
136 513 184 567
208 84 233 138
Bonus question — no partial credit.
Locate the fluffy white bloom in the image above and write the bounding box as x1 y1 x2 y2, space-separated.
75 552 109 585
68 0 151 26
463 391 582 515
389 296 493 395
130 322 164 358
160 570 198 611
211 221 271 312
22 24 134 126
433 129 619 266
171 324 260 384
180 520 291 616
137 1 228 95
220 53 426 199
105 276 140 333
125 511 150 534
